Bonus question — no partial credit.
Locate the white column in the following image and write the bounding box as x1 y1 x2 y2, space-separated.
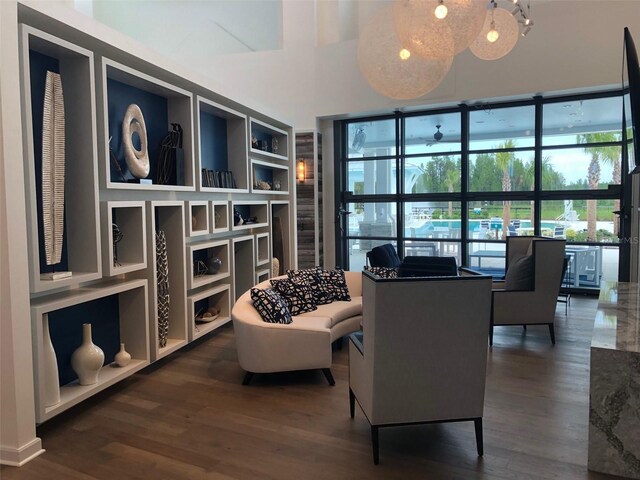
0 0 44 466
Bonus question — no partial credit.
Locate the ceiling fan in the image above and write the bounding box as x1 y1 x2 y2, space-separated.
425 125 443 147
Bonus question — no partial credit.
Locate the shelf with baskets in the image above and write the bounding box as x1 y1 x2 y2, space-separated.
143 201 188 362
100 58 195 191
31 278 149 423
187 284 232 341
231 200 269 231
187 239 230 290
197 96 248 192
187 201 210 238
232 235 255 301
249 117 288 162
102 201 147 277
19 25 102 294
210 201 229 234
250 159 289 195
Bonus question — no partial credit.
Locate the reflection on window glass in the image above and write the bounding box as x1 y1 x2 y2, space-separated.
347 160 397 195
541 147 622 190
347 202 396 238
404 155 460 193
467 200 534 240
404 240 461 265
469 151 534 192
469 106 535 150
347 119 396 158
404 112 461 155
542 97 622 147
467 242 506 276
540 199 619 243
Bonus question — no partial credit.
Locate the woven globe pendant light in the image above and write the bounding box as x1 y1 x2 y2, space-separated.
358 5 453 100
469 6 519 60
394 0 487 58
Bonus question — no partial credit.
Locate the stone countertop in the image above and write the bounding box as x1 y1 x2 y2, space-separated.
592 281 640 353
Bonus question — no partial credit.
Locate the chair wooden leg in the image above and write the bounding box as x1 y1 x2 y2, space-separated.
548 323 556 345
371 425 380 465
336 337 343 350
322 368 335 386
474 418 484 456
242 371 254 386
349 388 355 418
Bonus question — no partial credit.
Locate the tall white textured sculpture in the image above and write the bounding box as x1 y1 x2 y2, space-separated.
122 104 150 179
41 71 71 280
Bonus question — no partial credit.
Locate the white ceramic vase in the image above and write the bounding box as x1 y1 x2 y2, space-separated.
114 343 131 368
42 314 60 407
71 323 104 385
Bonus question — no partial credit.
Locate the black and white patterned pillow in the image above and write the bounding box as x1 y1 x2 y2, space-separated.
364 265 398 278
250 288 292 324
318 267 351 302
270 277 317 316
288 267 333 305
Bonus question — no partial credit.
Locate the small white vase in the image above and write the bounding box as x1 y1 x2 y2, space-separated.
71 323 104 385
114 343 131 368
42 314 60 407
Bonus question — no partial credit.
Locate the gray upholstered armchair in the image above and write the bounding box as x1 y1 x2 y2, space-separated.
349 272 493 464
490 236 566 345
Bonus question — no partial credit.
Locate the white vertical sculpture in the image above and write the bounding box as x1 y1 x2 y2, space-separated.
122 104 150 179
41 71 70 280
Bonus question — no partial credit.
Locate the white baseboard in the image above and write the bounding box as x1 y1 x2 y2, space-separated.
0 437 44 466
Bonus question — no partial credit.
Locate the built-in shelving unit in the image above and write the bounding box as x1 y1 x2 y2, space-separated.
31 278 149 423
256 232 270 267
249 117 289 162
144 201 187 362
100 58 195 191
232 235 255 301
15 10 296 425
187 284 232 341
197 96 248 192
187 239 230 290
187 200 210 237
19 25 102 294
210 201 229 234
102 201 147 277
251 159 289 195
231 200 269 231
270 201 292 275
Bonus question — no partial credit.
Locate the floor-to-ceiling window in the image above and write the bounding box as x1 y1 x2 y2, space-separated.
337 91 625 290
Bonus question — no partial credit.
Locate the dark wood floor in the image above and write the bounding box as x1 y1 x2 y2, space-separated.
1 296 620 479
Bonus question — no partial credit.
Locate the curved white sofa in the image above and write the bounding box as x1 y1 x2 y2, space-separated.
231 271 362 385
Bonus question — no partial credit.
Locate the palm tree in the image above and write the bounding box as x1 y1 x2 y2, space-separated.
495 140 517 239
577 133 622 240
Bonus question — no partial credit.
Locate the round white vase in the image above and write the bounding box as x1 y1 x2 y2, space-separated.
42 314 61 407
114 343 131 367
71 323 104 385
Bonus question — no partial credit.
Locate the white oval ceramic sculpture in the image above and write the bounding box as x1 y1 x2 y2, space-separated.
114 343 131 367
71 323 104 385
122 104 150 179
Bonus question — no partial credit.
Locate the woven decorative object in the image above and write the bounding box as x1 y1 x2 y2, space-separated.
42 71 65 266
156 231 170 348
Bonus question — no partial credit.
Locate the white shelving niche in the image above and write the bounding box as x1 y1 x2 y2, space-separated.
256 232 270 267
231 200 269 231
102 201 147 277
100 58 195 191
270 200 293 275
197 96 249 192
31 278 149 423
142 201 188 362
187 239 231 290
211 200 230 234
19 25 102 293
187 284 232 341
251 159 289 195
256 269 271 284
232 235 256 301
187 200 210 238
249 117 289 162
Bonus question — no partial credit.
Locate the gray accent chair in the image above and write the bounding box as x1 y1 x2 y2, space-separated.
491 236 566 345
349 272 493 465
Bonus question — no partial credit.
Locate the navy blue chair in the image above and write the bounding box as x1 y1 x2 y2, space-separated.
366 244 401 268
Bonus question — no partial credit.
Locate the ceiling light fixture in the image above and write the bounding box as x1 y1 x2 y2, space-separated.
359 0 535 100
